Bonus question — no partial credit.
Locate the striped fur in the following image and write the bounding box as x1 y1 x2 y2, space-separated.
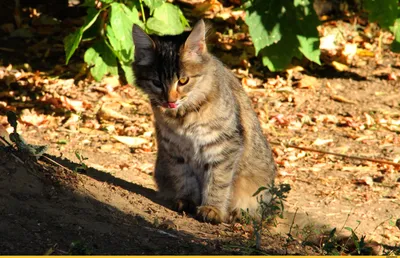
132 20 276 224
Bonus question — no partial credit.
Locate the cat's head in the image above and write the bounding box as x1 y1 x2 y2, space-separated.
132 20 213 116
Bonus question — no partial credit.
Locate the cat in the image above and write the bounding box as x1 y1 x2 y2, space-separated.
131 20 277 224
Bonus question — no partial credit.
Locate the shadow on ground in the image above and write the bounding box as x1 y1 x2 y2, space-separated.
0 149 226 255
48 154 172 210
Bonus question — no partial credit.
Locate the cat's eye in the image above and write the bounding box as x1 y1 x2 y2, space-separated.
178 77 189 86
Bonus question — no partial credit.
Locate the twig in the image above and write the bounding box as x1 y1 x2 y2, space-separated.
41 154 75 174
0 135 25 163
270 141 400 167
0 136 13 147
288 207 299 237
0 47 15 52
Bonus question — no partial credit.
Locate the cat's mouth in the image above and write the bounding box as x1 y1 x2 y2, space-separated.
160 96 187 109
162 102 178 109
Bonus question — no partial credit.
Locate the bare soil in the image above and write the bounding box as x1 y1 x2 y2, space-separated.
0 3 399 254
1 57 399 254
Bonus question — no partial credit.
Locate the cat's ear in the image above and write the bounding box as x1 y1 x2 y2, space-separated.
132 24 155 66
184 20 207 56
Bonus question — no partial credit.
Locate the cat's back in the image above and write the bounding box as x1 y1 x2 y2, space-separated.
216 59 276 173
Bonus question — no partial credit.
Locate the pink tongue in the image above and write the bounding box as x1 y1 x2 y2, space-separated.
168 102 177 108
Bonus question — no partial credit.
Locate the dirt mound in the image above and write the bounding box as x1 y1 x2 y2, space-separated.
0 149 219 254
0 148 315 255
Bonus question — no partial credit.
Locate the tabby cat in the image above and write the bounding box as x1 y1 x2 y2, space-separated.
132 20 277 224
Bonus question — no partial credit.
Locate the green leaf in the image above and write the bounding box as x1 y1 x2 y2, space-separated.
344 226 353 232
109 3 140 57
106 25 122 59
244 0 320 71
64 7 101 64
295 2 321 64
64 27 83 64
364 0 398 29
143 0 164 13
107 2 142 82
391 18 400 52
121 62 134 85
245 0 283 55
84 40 118 81
100 0 114 3
84 47 97 64
260 37 301 71
178 6 190 28
146 2 186 35
297 35 321 65
252 186 268 197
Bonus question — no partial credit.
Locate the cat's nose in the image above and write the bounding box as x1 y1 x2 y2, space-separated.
168 88 179 103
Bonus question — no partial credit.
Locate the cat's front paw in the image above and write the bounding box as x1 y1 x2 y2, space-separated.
196 205 223 224
174 199 196 214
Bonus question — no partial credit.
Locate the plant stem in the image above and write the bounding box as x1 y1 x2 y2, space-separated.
139 0 146 24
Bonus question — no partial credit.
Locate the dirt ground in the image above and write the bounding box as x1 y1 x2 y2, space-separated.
0 2 400 255
1 60 399 254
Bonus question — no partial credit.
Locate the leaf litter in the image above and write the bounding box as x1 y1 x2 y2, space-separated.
0 0 400 255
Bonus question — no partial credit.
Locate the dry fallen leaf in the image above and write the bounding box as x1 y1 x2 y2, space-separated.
364 113 375 127
331 61 349 72
312 138 334 146
62 114 81 130
356 48 375 57
296 75 319 89
112 135 148 147
316 114 339 124
330 94 356 104
341 43 357 63
19 109 49 127
242 77 262 88
0 124 11 143
320 34 338 54
388 72 397 81
269 114 290 127
40 94 91 112
102 75 120 88
192 0 223 18
353 176 374 187
138 163 154 174
97 103 132 121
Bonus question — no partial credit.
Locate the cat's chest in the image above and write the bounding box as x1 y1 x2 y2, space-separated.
157 120 222 164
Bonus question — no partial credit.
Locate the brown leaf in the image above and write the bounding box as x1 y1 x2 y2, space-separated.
296 75 319 89
270 114 290 127
97 103 131 121
331 61 349 72
112 135 148 148
341 43 357 63
312 138 334 146
388 72 397 81
330 94 356 104
242 77 262 88
40 94 91 112
353 176 374 187
19 109 49 127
